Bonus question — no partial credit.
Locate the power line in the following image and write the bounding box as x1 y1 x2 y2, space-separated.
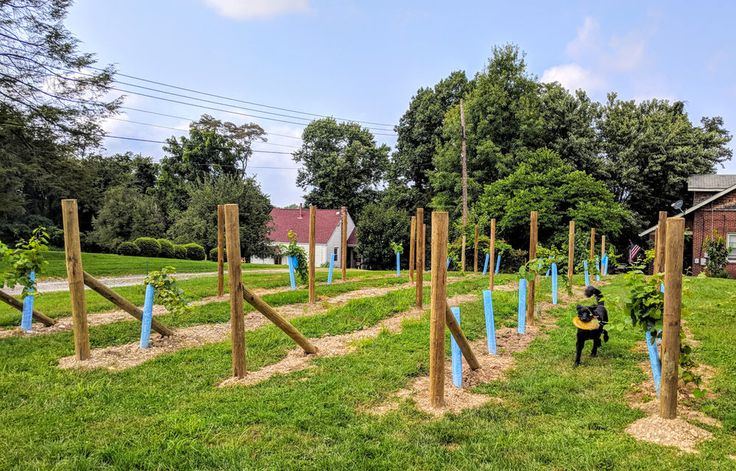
105 134 293 154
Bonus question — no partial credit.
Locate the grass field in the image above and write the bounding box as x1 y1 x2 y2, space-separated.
0 250 282 279
0 273 734 469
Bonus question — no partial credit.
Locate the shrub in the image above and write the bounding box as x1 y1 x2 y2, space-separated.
173 244 188 259
209 247 226 261
183 242 206 261
117 241 140 256
134 237 161 257
703 231 729 278
157 239 175 258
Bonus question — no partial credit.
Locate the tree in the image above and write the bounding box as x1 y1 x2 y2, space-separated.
167 176 272 260
293 118 390 219
355 203 409 269
472 149 632 249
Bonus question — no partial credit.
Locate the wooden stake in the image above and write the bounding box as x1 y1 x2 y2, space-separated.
444 304 480 370
601 234 606 260
489 218 496 290
224 204 245 378
0 290 55 326
660 217 685 419
654 211 668 274
217 204 225 297
409 216 416 283
429 211 449 408
567 220 575 289
415 208 425 308
526 211 538 323
473 224 479 273
83 272 173 336
341 206 348 280
242 284 317 354
309 206 316 304
589 228 596 260
61 199 89 361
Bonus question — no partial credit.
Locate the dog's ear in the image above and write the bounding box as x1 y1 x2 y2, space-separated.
584 286 601 298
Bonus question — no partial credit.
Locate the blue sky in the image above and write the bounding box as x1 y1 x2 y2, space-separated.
67 0 736 206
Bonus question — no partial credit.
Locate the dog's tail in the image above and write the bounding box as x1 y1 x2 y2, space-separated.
584 286 604 305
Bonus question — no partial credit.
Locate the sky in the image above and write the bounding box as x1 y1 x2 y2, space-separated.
66 0 736 206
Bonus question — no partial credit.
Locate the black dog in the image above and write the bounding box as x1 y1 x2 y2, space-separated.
574 286 609 366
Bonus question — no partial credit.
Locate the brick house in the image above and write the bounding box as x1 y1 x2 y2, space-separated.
250 207 359 267
639 174 736 276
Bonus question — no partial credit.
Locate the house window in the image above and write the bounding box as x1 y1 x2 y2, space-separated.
728 233 736 261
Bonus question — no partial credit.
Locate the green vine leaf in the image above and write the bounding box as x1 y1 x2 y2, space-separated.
144 267 191 320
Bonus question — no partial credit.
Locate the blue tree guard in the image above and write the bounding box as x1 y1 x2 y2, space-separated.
495 254 501 274
483 290 497 354
545 267 551 277
595 256 601 281
517 278 527 334
327 253 335 285
450 307 462 388
446 257 451 270
551 262 558 305
287 255 297 290
646 330 662 396
660 282 665 293
482 253 490 275
20 271 35 332
395 252 401 277
583 260 590 286
140 283 155 349
601 254 609 276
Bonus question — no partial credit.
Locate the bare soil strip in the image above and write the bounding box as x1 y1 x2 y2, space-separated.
56 282 438 371
220 293 480 388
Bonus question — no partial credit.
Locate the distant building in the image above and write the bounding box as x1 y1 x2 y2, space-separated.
250 207 359 267
639 174 736 276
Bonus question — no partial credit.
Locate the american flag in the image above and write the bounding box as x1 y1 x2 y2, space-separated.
629 244 642 264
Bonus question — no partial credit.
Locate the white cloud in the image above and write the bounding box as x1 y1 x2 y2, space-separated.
541 63 605 93
607 34 646 72
203 0 309 20
566 16 599 58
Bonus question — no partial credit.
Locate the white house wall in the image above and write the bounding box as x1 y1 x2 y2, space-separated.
251 243 329 266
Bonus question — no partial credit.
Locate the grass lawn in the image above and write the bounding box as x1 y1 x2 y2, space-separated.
0 274 734 469
0 250 283 279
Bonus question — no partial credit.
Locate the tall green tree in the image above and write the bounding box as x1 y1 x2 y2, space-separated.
293 118 389 219
355 203 409 269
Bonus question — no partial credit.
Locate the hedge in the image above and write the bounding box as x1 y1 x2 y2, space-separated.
157 239 175 258
133 237 161 257
117 241 140 256
208 247 226 261
173 244 188 259
183 243 206 261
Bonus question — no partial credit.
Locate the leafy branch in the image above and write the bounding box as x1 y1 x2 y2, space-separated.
144 267 190 319
0 227 49 296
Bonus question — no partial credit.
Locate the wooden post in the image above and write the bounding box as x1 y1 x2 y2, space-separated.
473 224 479 273
61 199 90 361
341 206 348 280
415 208 425 308
309 206 316 304
0 290 55 326
444 304 480 370
82 272 174 336
567 220 575 289
409 216 416 283
242 284 317 354
217 204 225 297
526 211 538 323
224 204 246 378
429 211 449 408
489 218 496 290
654 211 668 274
601 235 606 260
660 217 685 419
589 228 596 260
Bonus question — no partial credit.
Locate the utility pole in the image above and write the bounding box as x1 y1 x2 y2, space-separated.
460 99 469 273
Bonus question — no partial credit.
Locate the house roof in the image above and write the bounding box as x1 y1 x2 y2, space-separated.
638 182 736 237
347 228 357 246
688 174 736 192
268 207 345 244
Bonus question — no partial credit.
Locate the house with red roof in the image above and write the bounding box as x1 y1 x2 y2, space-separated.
251 206 359 267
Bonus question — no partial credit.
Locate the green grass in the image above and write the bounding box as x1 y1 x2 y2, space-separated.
0 250 283 279
0 274 734 469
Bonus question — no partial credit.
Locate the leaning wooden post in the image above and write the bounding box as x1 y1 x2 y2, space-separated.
409 216 416 283
660 217 684 419
61 199 90 361
445 304 480 370
217 204 225 297
0 290 55 326
567 220 575 289
341 206 348 280
473 224 479 273
654 211 668 274
526 211 538 323
415 208 425 308
224 204 246 378
309 206 316 304
430 211 449 408
589 228 596 261
489 218 496 290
